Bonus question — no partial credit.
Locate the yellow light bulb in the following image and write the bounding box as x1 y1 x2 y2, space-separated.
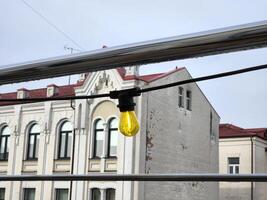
119 111 140 137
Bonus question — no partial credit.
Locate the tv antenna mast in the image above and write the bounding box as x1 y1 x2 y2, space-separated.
64 45 82 84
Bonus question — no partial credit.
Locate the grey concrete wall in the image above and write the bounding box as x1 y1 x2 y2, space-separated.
141 69 220 200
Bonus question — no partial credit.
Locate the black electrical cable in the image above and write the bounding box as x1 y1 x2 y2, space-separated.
140 63 267 93
0 93 110 102
0 64 267 103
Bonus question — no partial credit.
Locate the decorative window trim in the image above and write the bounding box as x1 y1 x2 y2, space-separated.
178 87 184 108
0 125 10 161
26 123 40 160
107 118 118 158
186 90 192 111
58 121 73 159
92 119 105 158
228 157 240 174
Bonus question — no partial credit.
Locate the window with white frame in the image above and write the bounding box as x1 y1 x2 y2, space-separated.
58 121 73 159
55 189 68 200
93 119 105 158
186 90 192 111
0 125 11 161
91 188 116 200
228 157 240 174
107 118 118 158
27 124 40 160
178 87 184 108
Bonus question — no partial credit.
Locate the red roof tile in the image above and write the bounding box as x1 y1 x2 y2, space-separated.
0 84 76 106
219 124 267 140
118 67 185 82
0 67 185 106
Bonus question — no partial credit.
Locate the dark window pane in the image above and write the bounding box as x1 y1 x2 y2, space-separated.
178 87 184 107
27 124 40 159
106 189 115 200
0 188 5 200
56 189 68 200
58 121 73 159
92 188 101 200
229 166 233 174
229 157 239 164
24 188 35 200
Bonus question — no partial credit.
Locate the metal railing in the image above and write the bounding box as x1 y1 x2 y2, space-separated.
0 174 267 182
0 20 267 85
1 21 267 183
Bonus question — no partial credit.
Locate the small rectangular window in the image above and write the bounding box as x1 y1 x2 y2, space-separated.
210 111 215 141
56 189 69 200
186 90 192 111
0 188 5 200
24 188 35 200
228 157 240 174
178 87 184 108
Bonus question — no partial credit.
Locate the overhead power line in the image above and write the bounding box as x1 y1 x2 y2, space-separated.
0 64 266 103
21 0 84 50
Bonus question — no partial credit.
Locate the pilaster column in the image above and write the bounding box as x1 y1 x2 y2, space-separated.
100 189 106 200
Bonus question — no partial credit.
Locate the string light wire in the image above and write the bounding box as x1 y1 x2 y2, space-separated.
21 0 84 50
0 64 267 103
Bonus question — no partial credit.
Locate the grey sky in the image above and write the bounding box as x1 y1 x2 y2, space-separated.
0 0 267 128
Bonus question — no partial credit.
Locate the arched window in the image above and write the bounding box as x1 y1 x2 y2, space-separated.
91 188 101 200
106 188 116 200
107 118 118 157
0 125 11 161
27 124 40 160
58 121 73 159
93 119 104 158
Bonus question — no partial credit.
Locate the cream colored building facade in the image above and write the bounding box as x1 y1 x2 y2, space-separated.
219 124 267 200
0 66 219 200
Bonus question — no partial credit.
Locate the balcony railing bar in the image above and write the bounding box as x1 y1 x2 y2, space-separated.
0 20 267 85
0 174 267 182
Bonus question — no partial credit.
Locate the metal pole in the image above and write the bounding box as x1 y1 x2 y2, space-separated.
1 174 267 182
1 21 267 85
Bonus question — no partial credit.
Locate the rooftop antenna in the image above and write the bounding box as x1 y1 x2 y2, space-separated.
64 45 82 84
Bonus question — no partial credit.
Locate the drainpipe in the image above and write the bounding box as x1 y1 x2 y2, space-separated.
250 137 254 200
69 100 76 200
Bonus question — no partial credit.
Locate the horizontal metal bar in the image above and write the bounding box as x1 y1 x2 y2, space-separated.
1 21 267 85
0 174 267 182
